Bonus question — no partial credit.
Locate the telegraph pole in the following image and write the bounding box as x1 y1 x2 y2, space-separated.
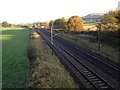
97 23 101 52
50 21 54 55
51 25 53 45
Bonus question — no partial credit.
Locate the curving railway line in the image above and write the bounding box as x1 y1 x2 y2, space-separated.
36 28 120 89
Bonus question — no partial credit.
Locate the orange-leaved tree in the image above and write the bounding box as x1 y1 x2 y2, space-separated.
67 16 83 32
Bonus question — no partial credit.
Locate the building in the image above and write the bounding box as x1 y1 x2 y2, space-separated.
0 23 2 28
118 1 120 10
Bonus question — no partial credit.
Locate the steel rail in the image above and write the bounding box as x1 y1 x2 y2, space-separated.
39 29 116 89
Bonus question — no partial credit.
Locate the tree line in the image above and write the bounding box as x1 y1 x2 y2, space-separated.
49 16 83 32
2 10 120 32
2 21 12 27
49 10 120 32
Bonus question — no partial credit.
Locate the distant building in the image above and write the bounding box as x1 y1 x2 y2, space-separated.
0 23 2 28
118 1 120 10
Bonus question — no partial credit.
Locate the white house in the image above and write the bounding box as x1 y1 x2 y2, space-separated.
118 1 120 10
0 23 2 28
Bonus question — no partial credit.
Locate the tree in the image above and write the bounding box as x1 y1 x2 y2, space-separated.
102 10 119 31
53 17 68 30
49 20 54 29
115 10 120 30
2 21 9 27
67 16 83 32
103 11 118 24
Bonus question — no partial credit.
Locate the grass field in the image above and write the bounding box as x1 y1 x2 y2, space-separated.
27 31 78 88
83 20 97 31
83 24 97 31
83 20 95 24
1 27 30 88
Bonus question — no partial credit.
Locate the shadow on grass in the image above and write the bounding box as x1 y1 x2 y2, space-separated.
2 28 31 40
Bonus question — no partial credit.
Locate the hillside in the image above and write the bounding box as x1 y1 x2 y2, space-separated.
82 13 104 22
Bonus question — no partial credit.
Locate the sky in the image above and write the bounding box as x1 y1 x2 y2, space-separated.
0 0 119 24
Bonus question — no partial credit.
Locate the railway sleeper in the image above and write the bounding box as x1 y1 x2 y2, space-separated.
82 70 90 73
86 74 95 77
90 78 99 82
88 76 97 79
93 81 102 84
83 72 93 75
95 83 109 88
100 86 109 88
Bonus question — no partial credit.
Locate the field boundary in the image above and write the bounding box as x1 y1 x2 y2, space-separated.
0 28 2 89
27 30 78 88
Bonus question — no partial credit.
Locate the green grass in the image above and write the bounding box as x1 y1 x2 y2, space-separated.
27 33 79 88
1 27 31 88
83 20 95 24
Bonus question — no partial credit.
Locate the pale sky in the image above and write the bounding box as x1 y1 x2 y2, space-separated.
0 0 119 24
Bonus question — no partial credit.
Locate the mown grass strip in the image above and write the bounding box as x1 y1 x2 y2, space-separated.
27 31 79 88
2 27 31 88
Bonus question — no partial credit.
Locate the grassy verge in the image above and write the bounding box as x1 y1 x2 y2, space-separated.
1 27 31 88
57 32 119 64
27 31 79 88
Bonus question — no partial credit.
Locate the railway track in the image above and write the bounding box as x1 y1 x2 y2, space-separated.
55 37 120 80
37 29 120 89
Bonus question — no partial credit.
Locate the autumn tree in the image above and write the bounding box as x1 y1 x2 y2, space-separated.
115 10 120 30
67 16 83 32
102 10 120 31
53 17 68 30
